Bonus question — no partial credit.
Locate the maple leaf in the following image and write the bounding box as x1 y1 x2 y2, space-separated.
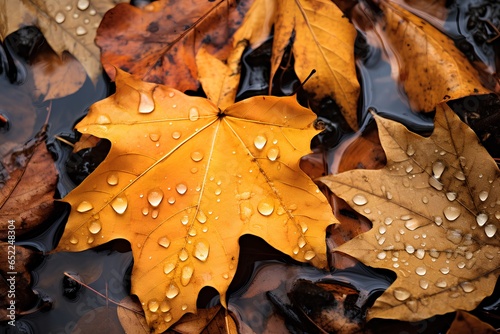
234 0 360 130
96 0 252 92
55 70 336 332
320 103 500 321
0 0 127 84
376 1 491 112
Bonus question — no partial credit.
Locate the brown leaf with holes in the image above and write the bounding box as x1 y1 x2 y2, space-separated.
55 70 336 332
320 103 500 321
0 137 57 239
96 0 252 92
376 1 491 112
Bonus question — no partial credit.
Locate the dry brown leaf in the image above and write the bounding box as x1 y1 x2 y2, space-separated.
96 0 252 92
0 0 127 84
234 0 360 130
320 103 500 321
377 1 491 112
117 296 149 333
167 305 237 334
447 310 497 334
55 70 336 332
0 137 57 239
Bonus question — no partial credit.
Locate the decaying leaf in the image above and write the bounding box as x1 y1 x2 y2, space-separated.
96 0 252 92
55 70 336 332
0 0 128 83
320 104 500 321
377 1 490 112
234 0 360 130
0 137 57 238
447 310 497 334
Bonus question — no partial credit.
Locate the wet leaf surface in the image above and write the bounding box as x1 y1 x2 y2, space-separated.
321 103 500 321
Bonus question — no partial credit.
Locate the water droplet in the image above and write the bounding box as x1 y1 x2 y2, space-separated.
485 224 497 238
164 263 175 275
148 189 164 207
257 199 274 216
446 229 463 244
111 196 128 214
379 226 387 234
421 196 429 204
188 227 196 237
404 219 419 231
158 237 170 248
434 216 443 226
55 12 66 23
172 131 181 139
415 249 425 259
148 299 159 312
443 206 460 221
267 148 279 161
298 237 306 248
419 279 429 289
77 0 90 10
138 91 155 113
386 191 393 200
194 240 209 261
446 192 457 201
476 213 488 226
459 281 475 293
254 135 267 150
196 210 207 223
88 220 101 234
188 107 199 121
406 300 418 312
393 287 411 301
179 249 189 262
435 279 447 288
304 251 315 260
405 165 414 173
75 26 87 36
106 174 118 186
299 222 308 233
181 304 188 311
292 246 299 255
181 266 194 286
77 200 93 213
384 217 393 225
432 160 445 178
428 176 443 190
406 145 415 156
352 194 367 206
69 236 79 245
149 133 160 142
176 183 187 195
378 236 386 245
166 283 179 299
454 170 465 180
181 215 189 225
377 251 387 260
440 267 450 275
479 190 489 202
191 151 203 162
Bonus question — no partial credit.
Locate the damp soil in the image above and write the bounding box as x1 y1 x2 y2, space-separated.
1 0 500 333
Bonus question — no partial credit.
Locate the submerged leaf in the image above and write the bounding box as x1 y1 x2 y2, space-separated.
56 70 336 332
320 104 500 321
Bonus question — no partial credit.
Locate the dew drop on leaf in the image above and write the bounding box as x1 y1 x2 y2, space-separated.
172 131 181 139
191 151 203 162
188 227 196 236
299 222 308 233
446 192 457 201
415 249 425 260
179 248 188 261
377 251 387 260
148 188 164 207
460 281 475 293
158 237 170 248
188 107 199 121
419 279 429 289
194 240 209 261
440 267 450 275
267 148 279 161
160 301 171 312
77 0 90 10
164 263 175 275
176 183 187 195
432 161 445 178
352 194 368 206
69 236 79 245
446 229 463 244
428 176 443 190
443 206 460 221
106 174 118 186
88 220 101 234
253 135 267 150
406 145 415 156
181 215 189 225
139 91 155 113
479 190 489 202
434 216 443 226
167 197 175 205
76 200 93 213
148 299 159 312
454 171 466 181
476 213 488 227
149 133 160 142
166 283 179 299
406 300 418 313
181 265 194 286
257 199 274 216
393 287 411 301
304 251 315 260
96 114 111 125
75 26 87 36
298 236 306 248
435 279 447 288
196 210 207 223
111 196 128 214
151 210 159 219
55 12 65 23
485 224 497 238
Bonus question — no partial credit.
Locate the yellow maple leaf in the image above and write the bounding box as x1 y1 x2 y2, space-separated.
320 103 499 321
55 70 336 332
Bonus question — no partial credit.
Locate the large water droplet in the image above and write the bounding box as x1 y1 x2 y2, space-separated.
304 251 315 260
164 263 175 275
432 161 445 178
454 170 466 180
188 227 196 236
194 240 209 261
476 213 488 227
405 244 415 254
160 300 171 312
428 176 443 190
254 135 267 150
75 26 87 36
415 249 425 260
158 237 170 248
149 133 160 142
267 148 279 161
106 174 118 186
485 224 497 238
298 237 306 248
393 287 411 301
435 279 447 288
440 267 450 275
446 229 463 244
148 188 164 207
377 251 387 260
406 145 415 156
77 200 93 213
404 219 419 231
191 151 203 162
88 220 101 234
479 190 489 202
196 210 207 223
406 300 418 313
166 283 179 299
181 266 194 286
148 299 159 312
415 266 426 276
352 194 368 206
69 236 79 245
111 196 128 214
446 192 457 201
460 281 475 293
55 12 65 23
77 0 90 10
443 206 460 221
188 107 199 121
257 199 274 216
419 279 429 289
176 183 187 195
299 222 308 233
179 249 188 261
138 91 155 113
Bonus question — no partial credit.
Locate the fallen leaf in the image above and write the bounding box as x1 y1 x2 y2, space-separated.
0 136 57 239
235 0 360 130
117 296 149 334
96 0 252 92
401 0 449 21
320 103 500 321
55 70 336 332
377 1 491 112
167 305 237 334
0 0 127 84
447 310 497 334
